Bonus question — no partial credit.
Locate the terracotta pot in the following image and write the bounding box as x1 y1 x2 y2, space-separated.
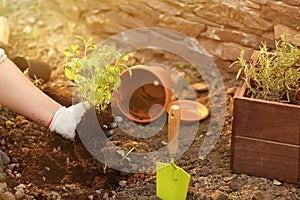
12 56 51 82
113 65 172 123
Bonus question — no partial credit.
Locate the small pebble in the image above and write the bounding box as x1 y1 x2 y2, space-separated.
27 17 36 23
17 19 26 25
23 25 32 34
103 192 109 200
15 187 25 200
223 176 233 182
62 193 69 197
114 116 123 123
24 195 34 200
3 191 16 200
105 130 114 136
37 20 45 26
15 173 22 178
109 121 117 129
250 190 265 200
0 182 7 190
212 191 229 200
48 48 57 58
192 82 208 92
95 190 102 194
16 184 26 189
119 180 127 187
9 163 19 170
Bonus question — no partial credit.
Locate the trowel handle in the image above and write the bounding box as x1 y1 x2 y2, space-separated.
168 105 181 156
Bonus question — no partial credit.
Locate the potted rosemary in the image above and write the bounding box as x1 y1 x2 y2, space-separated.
232 33 300 104
230 33 300 184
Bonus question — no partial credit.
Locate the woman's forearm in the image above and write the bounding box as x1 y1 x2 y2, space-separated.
0 57 61 126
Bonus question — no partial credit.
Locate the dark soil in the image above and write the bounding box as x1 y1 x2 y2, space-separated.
0 0 299 199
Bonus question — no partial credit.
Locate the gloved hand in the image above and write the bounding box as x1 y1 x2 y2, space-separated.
0 150 10 180
49 101 90 140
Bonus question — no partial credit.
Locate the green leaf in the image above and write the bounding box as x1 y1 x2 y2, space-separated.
116 150 125 157
71 44 79 52
64 68 76 80
62 37 131 113
62 50 73 57
114 77 121 89
126 157 131 162
87 36 93 46
106 92 112 102
236 68 243 80
123 55 129 61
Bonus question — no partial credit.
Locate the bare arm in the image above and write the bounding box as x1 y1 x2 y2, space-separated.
0 50 61 126
0 48 90 140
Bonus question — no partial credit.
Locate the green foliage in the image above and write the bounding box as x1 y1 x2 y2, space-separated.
178 63 185 69
117 142 137 164
228 191 239 200
63 36 130 112
231 33 300 103
23 68 44 87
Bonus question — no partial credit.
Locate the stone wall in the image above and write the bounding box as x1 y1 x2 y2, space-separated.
78 0 300 73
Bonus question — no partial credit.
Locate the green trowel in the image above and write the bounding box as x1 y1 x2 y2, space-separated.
156 105 190 200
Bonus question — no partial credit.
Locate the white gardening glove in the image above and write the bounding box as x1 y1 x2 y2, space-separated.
0 48 7 64
49 101 91 140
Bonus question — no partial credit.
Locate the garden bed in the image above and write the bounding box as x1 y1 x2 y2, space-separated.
0 0 299 199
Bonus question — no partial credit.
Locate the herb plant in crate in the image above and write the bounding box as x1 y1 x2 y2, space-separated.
230 33 300 183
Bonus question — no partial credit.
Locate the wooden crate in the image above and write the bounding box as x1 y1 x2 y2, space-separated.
230 83 300 183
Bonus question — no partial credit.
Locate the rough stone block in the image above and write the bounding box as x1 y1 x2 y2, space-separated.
158 15 206 37
202 27 262 48
199 38 253 61
274 24 300 46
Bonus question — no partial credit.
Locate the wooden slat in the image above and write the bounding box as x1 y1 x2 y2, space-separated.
232 86 300 145
231 136 300 183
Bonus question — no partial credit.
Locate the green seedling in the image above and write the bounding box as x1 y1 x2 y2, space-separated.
228 191 239 200
117 142 138 164
5 120 14 128
63 36 131 112
102 163 108 174
23 68 43 87
178 63 185 69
